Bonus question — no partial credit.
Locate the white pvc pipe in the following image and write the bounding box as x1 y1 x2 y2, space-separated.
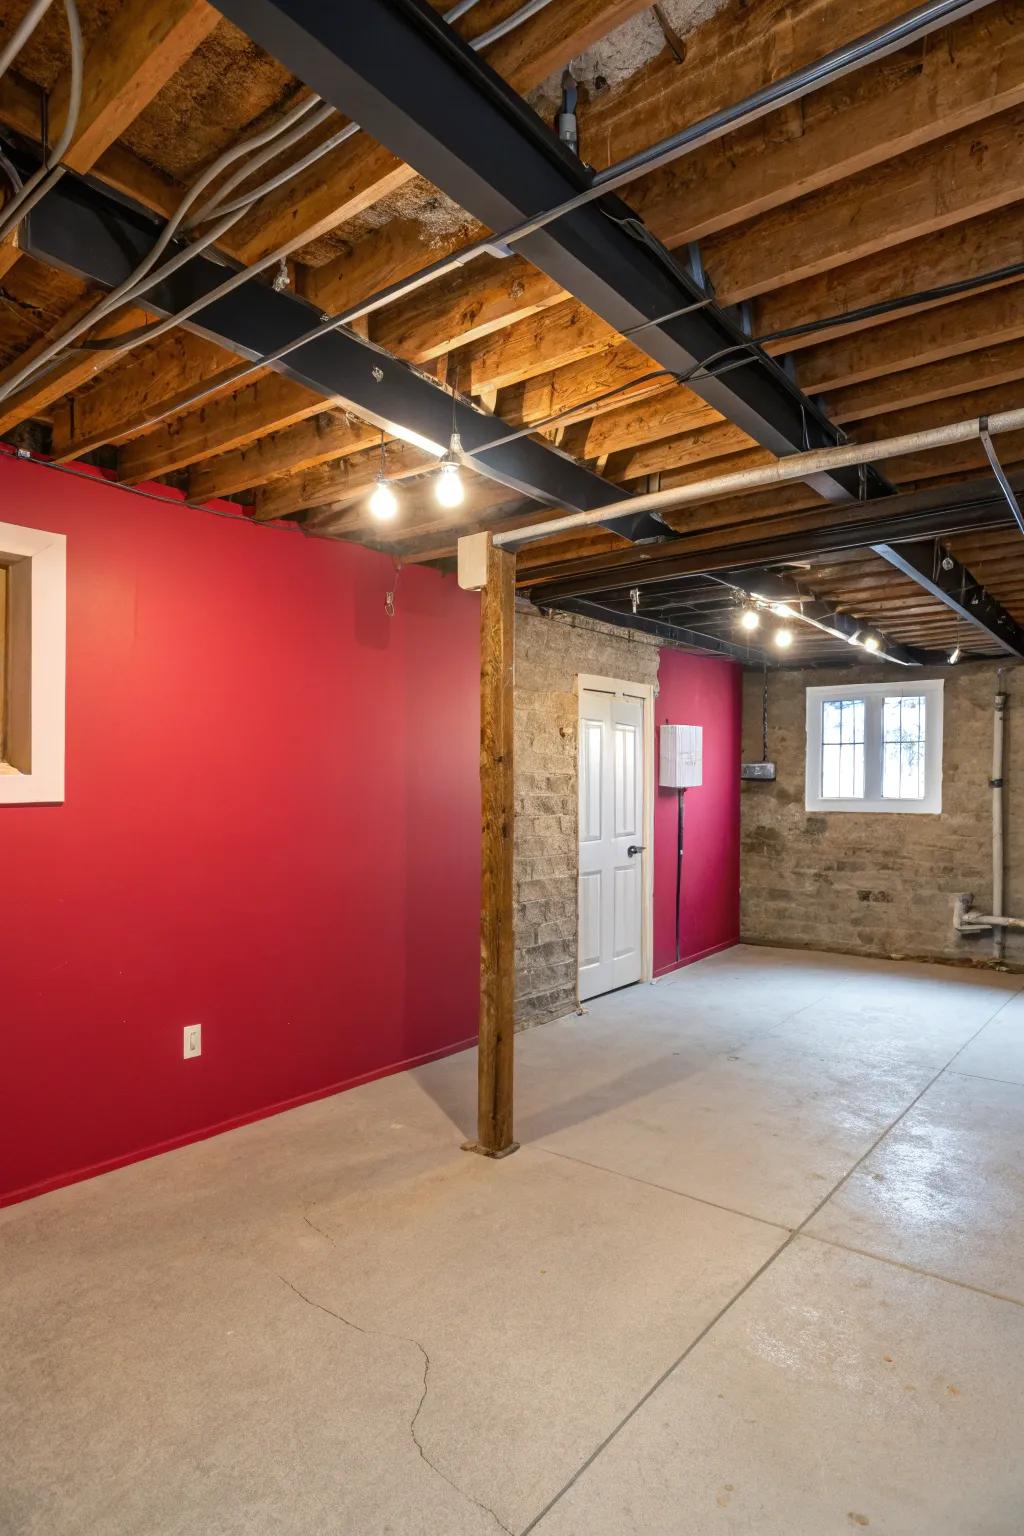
992 683 1007 960
490 405 1024 548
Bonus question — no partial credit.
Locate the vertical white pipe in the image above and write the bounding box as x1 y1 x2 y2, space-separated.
992 679 1007 963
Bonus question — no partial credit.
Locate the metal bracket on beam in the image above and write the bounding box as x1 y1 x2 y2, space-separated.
979 415 1024 537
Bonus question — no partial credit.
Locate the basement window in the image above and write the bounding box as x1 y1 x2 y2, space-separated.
805 679 943 815
0 520 66 805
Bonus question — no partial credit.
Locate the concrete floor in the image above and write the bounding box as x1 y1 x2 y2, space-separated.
3 946 1024 1535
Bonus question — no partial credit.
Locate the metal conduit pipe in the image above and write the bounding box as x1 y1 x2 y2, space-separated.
492 406 1024 548
992 679 1007 961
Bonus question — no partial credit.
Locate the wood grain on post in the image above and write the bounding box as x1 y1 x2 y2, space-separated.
464 537 518 1158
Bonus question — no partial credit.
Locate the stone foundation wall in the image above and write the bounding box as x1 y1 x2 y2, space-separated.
741 658 1024 968
513 607 660 1028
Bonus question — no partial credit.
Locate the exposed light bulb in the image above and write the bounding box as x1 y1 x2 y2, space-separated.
435 459 464 508
774 626 794 649
435 431 465 509
862 633 881 653
739 607 760 631
948 643 962 665
368 475 398 521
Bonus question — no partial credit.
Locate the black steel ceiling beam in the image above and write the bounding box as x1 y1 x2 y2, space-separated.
522 477 1023 601
539 597 780 665
873 538 1024 657
567 567 929 665
209 0 889 508
18 168 664 540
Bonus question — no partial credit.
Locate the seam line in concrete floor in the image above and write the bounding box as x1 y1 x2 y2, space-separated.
517 981 1024 1535
798 1231 1024 1309
530 1147 793 1234
948 1068 1024 1089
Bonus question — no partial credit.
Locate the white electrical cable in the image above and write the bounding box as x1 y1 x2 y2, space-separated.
0 0 54 81
0 0 82 243
195 117 358 224
470 0 556 50
187 97 333 225
0 90 327 403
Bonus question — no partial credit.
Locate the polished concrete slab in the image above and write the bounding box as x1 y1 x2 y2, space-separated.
2 946 1022 1535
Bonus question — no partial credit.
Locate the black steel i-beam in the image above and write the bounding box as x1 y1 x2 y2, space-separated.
209 0 890 508
18 170 664 539
873 538 1024 656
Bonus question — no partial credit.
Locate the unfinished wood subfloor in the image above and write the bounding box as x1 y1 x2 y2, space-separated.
2 946 1023 1534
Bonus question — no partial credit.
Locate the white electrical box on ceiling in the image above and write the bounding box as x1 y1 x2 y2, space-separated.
660 724 703 788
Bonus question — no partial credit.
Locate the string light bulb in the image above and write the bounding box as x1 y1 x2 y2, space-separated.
367 431 398 521
739 606 760 631
774 626 793 650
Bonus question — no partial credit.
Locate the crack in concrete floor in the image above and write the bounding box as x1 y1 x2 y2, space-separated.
278 1217 512 1535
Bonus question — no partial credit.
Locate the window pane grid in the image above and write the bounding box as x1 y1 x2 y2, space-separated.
882 694 926 800
820 698 864 800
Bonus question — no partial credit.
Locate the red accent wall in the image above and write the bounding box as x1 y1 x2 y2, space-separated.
653 648 742 975
0 455 481 1206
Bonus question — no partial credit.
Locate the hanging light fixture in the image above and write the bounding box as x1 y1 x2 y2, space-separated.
435 434 465 508
773 626 794 650
367 431 398 521
739 605 760 631
435 369 465 509
862 633 881 653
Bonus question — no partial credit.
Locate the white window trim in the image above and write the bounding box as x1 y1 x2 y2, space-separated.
805 678 943 815
0 519 66 805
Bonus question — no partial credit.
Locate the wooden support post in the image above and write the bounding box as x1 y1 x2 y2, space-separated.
463 536 518 1159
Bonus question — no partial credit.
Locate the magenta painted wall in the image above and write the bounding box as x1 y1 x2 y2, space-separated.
653 648 742 975
0 455 481 1206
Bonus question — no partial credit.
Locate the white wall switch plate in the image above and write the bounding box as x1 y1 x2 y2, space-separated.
183 1024 202 1059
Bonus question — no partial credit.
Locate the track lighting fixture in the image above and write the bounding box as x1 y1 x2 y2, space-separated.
367 431 398 521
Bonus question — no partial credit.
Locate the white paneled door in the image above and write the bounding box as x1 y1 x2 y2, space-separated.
578 683 646 1001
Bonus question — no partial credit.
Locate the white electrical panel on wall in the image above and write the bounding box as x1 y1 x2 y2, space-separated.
660 724 703 788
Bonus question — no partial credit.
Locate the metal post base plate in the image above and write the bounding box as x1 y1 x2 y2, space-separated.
461 1140 521 1159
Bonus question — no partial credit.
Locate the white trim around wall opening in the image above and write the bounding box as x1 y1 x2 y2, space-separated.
0 519 67 806
805 677 944 815
576 673 656 998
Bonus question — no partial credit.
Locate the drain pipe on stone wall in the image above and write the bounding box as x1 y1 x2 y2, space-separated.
954 676 1015 958
991 677 1007 962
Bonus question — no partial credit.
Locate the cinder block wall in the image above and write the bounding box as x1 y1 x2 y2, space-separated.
513 607 660 1027
741 658 1024 967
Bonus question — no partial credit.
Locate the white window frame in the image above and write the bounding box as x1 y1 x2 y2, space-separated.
805 678 943 815
0 519 66 805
